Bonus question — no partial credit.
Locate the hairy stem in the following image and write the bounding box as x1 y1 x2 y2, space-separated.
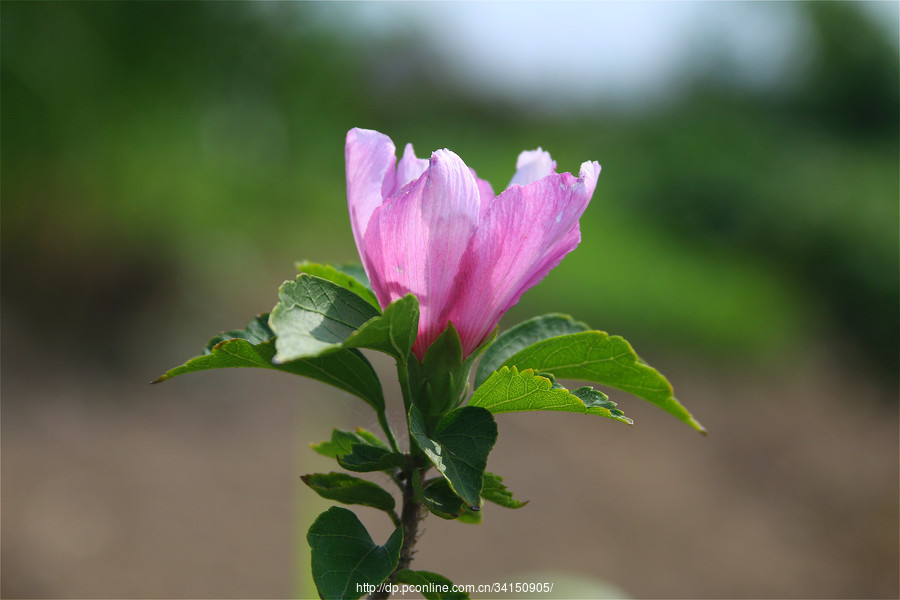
373 465 425 600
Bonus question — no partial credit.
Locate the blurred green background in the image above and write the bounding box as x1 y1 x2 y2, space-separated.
2 2 897 599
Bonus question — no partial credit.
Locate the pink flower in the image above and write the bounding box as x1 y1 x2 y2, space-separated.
346 127 601 360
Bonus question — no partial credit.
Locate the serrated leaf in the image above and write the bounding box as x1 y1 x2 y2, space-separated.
469 366 633 424
337 444 405 473
154 315 385 411
475 314 590 387
395 570 470 600
297 261 380 310
311 428 388 459
481 472 528 509
270 275 419 363
418 477 466 520
499 331 704 432
408 405 497 510
307 506 402 600
301 472 396 513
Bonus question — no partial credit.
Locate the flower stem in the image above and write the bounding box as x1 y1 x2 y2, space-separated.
395 359 414 416
373 465 424 600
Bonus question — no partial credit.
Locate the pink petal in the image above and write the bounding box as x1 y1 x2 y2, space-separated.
508 148 557 187
395 143 430 193
363 149 482 357
470 168 497 220
448 160 601 355
345 128 396 270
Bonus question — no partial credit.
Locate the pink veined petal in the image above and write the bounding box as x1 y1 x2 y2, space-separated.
363 149 482 358
470 168 497 220
393 143 430 195
508 148 557 187
447 160 601 355
346 128 396 271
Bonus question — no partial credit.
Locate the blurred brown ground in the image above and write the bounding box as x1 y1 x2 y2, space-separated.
2 313 897 599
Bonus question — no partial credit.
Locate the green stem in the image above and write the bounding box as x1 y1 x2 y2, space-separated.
395 358 414 415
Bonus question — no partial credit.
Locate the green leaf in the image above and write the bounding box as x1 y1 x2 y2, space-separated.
297 261 380 311
395 570 470 600
456 508 482 524
499 331 704 432
469 366 633 424
269 274 380 361
202 314 276 351
352 427 389 449
334 263 373 292
153 315 385 412
301 472 396 513
344 294 418 361
408 405 497 510
410 323 498 424
270 274 419 363
337 444 405 473
409 323 466 421
311 428 388 459
307 506 402 600
481 472 528 509
475 314 590 387
418 477 466 520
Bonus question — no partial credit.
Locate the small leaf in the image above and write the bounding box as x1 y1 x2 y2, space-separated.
499 331 704 432
154 315 385 411
410 323 497 424
410 323 466 421
481 472 528 509
307 506 402 600
408 405 497 510
456 508 482 524
297 261 380 310
311 428 388 459
395 570 470 600
337 444 405 473
469 366 633 424
571 387 613 409
352 427 389 449
270 275 419 363
301 472 396 513
203 314 275 351
475 314 590 387
418 477 466 520
344 294 418 361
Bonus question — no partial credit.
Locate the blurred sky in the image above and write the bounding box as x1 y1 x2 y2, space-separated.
303 1 899 110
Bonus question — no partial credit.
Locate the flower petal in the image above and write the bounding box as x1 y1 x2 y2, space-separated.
508 148 557 187
470 168 497 220
346 128 396 266
363 149 482 357
395 143 430 193
448 161 601 355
